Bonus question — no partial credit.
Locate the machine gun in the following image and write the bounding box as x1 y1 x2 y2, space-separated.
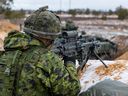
52 31 117 70
80 41 108 70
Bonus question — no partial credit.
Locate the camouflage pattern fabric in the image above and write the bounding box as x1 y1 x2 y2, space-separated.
0 32 80 96
24 6 61 33
4 30 42 49
0 50 22 96
62 20 78 31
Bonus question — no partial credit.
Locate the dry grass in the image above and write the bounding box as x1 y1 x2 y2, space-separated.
0 20 19 33
0 20 19 50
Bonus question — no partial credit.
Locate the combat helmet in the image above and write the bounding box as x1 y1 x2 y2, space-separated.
61 20 78 31
23 6 61 40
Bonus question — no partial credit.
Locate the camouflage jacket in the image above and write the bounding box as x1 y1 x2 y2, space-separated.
0 32 80 96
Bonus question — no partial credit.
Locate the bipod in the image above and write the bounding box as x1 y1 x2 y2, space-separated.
81 45 108 71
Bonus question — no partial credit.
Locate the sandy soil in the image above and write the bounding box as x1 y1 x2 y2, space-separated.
0 20 19 50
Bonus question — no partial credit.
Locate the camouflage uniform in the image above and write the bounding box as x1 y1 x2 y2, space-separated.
0 7 80 96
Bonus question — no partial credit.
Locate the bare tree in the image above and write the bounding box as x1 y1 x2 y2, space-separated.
0 0 13 13
0 0 13 6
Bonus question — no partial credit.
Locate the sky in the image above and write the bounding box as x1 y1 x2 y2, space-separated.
12 0 128 11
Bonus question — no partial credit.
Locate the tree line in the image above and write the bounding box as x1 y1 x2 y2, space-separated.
56 6 128 20
0 0 25 19
0 0 128 20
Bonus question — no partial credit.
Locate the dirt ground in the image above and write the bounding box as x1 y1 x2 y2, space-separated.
116 51 128 60
112 35 128 60
0 20 19 50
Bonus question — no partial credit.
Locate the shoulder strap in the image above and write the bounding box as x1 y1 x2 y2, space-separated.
0 50 22 96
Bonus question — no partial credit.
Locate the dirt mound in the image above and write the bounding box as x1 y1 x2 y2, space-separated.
116 51 128 60
111 35 128 58
112 35 128 48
